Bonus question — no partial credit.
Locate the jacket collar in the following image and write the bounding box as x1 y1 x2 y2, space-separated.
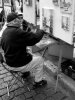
7 18 21 28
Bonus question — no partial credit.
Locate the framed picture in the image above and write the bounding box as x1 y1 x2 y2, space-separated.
42 8 54 35
53 0 59 6
24 0 32 6
60 0 73 14
0 0 2 7
61 16 70 31
4 0 11 6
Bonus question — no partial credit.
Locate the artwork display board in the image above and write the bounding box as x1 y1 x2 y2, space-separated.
40 0 75 45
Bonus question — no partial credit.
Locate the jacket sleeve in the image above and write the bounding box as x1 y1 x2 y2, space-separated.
22 19 32 32
22 19 29 31
18 28 44 46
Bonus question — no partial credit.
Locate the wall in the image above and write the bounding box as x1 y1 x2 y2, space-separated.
23 0 36 24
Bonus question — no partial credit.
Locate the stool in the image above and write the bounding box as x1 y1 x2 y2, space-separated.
0 52 30 96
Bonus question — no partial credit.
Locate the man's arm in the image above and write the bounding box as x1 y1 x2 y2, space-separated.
20 19 47 46
22 19 31 31
19 27 45 46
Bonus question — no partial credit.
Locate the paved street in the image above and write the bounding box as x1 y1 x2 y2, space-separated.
0 48 73 100
0 60 73 100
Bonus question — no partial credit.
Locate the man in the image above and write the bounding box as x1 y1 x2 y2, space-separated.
1 12 47 88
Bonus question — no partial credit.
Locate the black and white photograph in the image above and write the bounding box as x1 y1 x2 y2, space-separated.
60 0 73 14
0 0 74 100
53 0 59 6
4 0 11 6
0 0 2 7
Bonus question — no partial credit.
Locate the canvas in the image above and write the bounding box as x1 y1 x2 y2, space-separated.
42 8 54 35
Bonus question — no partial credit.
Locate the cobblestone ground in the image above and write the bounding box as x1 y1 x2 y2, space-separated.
0 62 73 100
0 48 73 100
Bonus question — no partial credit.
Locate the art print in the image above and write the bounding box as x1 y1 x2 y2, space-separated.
4 0 11 6
60 0 72 14
53 0 59 6
4 6 11 19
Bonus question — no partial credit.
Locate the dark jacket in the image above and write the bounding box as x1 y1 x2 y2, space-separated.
1 21 44 67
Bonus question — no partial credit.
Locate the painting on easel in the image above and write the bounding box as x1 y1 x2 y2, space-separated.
42 8 54 35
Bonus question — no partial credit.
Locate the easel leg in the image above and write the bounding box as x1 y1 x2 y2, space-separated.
55 43 62 92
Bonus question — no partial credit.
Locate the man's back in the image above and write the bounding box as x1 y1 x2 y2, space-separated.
1 25 32 67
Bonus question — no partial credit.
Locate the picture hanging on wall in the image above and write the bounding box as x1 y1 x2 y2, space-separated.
4 0 11 6
61 16 70 31
24 0 32 6
53 0 59 6
42 8 54 35
60 0 73 14
0 0 2 7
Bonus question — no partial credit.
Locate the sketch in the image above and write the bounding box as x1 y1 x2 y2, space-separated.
42 8 54 34
61 16 70 31
0 0 2 7
4 0 11 6
53 0 59 6
60 0 72 14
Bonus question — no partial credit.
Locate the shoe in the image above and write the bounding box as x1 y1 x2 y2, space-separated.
33 80 47 89
21 71 30 79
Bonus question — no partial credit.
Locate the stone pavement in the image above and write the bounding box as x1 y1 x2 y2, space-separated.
0 48 73 100
0 62 73 100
